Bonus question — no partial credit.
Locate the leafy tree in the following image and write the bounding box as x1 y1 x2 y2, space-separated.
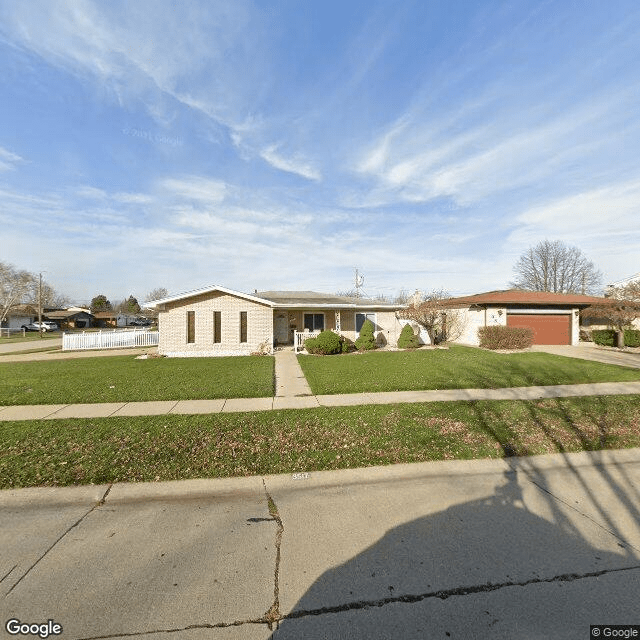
90 294 112 313
0 261 35 325
511 239 602 294
117 295 141 314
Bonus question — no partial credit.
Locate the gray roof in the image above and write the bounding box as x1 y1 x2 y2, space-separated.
256 291 403 309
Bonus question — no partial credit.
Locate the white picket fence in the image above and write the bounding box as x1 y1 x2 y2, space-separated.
63 329 159 351
294 330 321 353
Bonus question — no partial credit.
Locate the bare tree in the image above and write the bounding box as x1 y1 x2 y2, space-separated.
145 287 168 302
0 261 35 325
511 240 602 294
26 281 71 309
397 289 466 344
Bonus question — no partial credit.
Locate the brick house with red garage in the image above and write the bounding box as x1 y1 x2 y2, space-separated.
442 290 608 346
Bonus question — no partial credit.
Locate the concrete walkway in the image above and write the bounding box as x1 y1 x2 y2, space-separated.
3 448 640 638
532 343 640 369
2 380 640 421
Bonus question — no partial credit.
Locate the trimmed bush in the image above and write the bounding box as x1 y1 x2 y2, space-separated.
478 326 533 350
305 330 342 355
624 329 640 347
304 336 318 353
341 336 355 353
355 319 377 351
398 324 420 349
591 329 616 347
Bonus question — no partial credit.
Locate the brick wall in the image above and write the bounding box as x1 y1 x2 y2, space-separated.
158 292 273 357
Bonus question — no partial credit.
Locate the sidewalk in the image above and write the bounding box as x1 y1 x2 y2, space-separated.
2 380 640 421
3 449 640 638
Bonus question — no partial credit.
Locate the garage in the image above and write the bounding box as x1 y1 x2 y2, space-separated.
507 313 571 345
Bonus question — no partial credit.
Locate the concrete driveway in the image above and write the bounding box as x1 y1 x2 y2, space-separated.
531 343 640 369
2 450 639 639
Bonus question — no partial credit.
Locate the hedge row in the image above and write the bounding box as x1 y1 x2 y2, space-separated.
478 326 534 350
591 329 640 347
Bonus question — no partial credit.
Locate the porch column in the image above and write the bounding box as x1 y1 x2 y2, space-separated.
335 310 341 332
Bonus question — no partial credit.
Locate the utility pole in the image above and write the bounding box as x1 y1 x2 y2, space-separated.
354 268 364 298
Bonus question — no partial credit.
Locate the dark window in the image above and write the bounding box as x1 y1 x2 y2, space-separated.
187 311 195 343
304 313 324 331
356 312 376 333
213 311 221 343
240 311 247 343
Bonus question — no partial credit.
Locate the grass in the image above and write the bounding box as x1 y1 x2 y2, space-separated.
0 346 62 357
0 355 275 405
0 332 60 344
1 395 639 488
298 345 640 395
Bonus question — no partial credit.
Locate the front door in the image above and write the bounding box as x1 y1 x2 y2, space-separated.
275 313 289 344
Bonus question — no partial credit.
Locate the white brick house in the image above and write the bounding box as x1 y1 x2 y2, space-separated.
149 286 406 357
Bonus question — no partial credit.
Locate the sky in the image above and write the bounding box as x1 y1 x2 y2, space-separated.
1 0 639 305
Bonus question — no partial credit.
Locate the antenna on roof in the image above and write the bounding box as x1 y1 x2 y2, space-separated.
354 268 364 298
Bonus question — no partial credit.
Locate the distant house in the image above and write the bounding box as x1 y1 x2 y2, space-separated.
605 273 640 297
45 307 94 330
93 311 140 328
1 304 37 329
441 290 610 346
149 285 406 357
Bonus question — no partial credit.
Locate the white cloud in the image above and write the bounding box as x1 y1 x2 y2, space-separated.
260 145 321 181
160 176 227 204
0 146 24 171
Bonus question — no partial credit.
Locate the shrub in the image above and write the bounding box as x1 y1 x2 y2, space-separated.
579 329 592 342
355 319 377 351
478 326 533 350
398 324 420 349
341 336 355 353
591 329 616 347
624 329 640 347
304 336 318 353
305 330 342 355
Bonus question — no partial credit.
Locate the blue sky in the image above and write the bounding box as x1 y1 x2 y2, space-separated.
1 0 639 304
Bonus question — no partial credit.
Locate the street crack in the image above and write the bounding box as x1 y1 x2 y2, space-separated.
261 478 284 631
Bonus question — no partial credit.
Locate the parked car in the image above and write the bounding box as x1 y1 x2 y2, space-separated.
21 321 59 332
129 318 151 326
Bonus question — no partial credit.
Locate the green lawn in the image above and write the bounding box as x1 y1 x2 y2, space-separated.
0 355 274 405
298 345 640 395
2 395 639 488
0 332 60 344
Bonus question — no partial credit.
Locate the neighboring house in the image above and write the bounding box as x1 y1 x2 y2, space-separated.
149 285 406 357
441 290 609 346
605 272 640 297
44 307 94 330
93 311 140 328
597 274 640 331
1 304 37 329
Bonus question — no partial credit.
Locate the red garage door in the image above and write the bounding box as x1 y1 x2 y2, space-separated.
506 314 571 345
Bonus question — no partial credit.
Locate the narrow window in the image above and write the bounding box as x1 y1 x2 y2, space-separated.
240 311 247 343
213 311 221 343
187 311 195 343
